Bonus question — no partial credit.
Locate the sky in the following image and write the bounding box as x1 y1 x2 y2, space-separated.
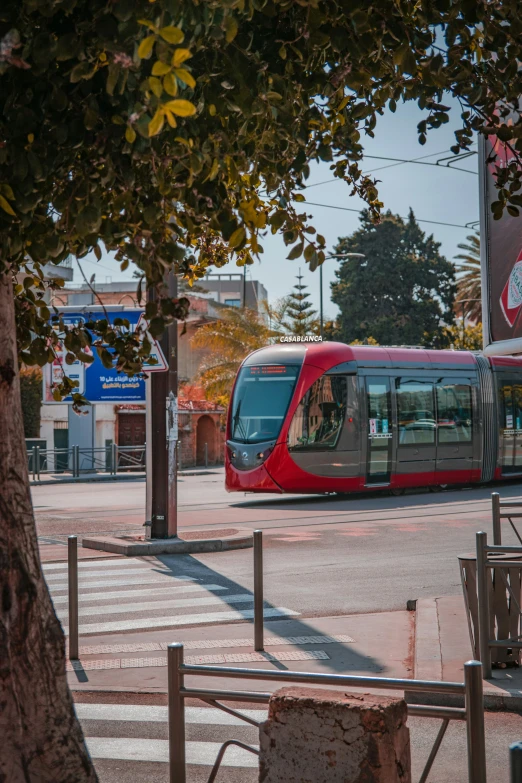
73 99 479 321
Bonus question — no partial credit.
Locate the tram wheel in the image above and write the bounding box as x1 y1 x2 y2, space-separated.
390 488 405 496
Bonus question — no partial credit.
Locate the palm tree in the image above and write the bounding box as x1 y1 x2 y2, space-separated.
455 233 481 322
191 306 273 406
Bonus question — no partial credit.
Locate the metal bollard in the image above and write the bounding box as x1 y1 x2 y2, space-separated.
32 446 37 481
68 536 79 660
254 530 264 652
35 445 40 480
492 492 501 545
510 741 522 782
112 442 117 475
168 643 186 783
476 532 492 678
204 441 208 467
464 660 486 783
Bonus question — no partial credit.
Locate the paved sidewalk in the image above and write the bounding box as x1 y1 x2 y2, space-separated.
413 594 522 710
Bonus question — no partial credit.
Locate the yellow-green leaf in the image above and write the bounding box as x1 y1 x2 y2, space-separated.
172 48 192 67
159 26 184 44
229 226 246 249
152 60 171 76
174 68 195 88
138 35 155 59
163 99 196 117
164 110 177 129
225 16 238 43
138 19 157 31
208 158 219 181
163 72 178 96
148 109 165 136
0 184 15 200
0 194 15 216
208 104 216 116
148 76 163 97
125 126 137 143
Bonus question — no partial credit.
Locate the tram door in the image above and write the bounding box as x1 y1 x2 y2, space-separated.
499 379 522 475
365 377 393 485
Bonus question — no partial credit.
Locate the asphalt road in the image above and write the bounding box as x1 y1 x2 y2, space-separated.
33 471 522 616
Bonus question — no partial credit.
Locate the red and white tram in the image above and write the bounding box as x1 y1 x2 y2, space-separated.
225 342 522 495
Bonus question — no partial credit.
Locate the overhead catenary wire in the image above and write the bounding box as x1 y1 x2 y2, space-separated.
301 200 476 230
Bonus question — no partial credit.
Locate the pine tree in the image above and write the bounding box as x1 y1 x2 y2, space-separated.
331 210 456 347
283 272 319 336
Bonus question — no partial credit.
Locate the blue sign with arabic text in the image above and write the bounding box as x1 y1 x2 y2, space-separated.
44 308 147 403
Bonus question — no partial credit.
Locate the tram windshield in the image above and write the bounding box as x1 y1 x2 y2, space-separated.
230 365 300 444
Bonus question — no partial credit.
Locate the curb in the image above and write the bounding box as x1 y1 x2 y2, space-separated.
409 596 522 713
81 534 253 556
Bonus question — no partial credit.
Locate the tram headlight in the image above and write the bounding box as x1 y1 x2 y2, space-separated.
256 446 273 462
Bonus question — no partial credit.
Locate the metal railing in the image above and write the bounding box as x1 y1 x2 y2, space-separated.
27 444 145 479
476 531 522 679
167 643 486 783
492 492 522 545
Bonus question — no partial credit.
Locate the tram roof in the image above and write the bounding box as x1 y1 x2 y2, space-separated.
243 342 522 372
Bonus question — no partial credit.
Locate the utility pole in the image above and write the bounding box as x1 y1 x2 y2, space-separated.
146 272 178 539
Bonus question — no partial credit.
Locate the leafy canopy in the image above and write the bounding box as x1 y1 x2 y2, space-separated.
2 0 522 398
330 210 456 347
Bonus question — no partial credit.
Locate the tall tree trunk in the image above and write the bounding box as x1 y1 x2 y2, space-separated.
0 273 98 783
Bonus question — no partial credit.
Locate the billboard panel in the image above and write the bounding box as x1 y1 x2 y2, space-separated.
43 307 165 404
481 130 522 355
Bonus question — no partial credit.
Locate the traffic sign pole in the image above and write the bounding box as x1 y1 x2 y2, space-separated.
147 272 178 539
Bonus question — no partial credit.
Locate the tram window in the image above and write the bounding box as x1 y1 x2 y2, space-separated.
396 379 435 445
500 382 522 430
288 376 347 450
230 365 300 444
436 384 472 443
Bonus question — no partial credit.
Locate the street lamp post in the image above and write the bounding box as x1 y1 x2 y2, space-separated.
319 252 365 339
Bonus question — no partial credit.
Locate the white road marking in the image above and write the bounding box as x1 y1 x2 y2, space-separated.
85 737 259 766
76 703 266 724
45 567 185 582
44 559 152 571
47 575 194 591
57 593 255 620
51 583 226 606
62 607 298 635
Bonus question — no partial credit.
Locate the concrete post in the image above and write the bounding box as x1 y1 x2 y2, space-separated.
259 687 411 783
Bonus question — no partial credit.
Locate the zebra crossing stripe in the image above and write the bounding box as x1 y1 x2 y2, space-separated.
56 593 257 620
84 737 259 767
62 606 298 635
44 567 189 582
47 575 195 591
44 559 142 571
51 583 226 606
76 703 266 724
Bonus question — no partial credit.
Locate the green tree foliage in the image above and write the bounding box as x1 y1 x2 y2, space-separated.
331 210 456 347
19 366 42 438
3 0 522 394
455 233 481 322
191 307 272 407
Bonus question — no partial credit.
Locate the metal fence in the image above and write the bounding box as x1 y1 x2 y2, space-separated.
27 444 145 479
492 492 522 546
475 531 522 679
166 643 486 783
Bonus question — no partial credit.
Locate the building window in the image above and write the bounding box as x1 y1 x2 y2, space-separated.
288 376 347 450
224 298 241 307
397 378 436 445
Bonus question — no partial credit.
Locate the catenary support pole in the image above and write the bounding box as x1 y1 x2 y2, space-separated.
476 532 492 678
254 530 264 652
464 660 486 783
68 535 79 660
492 492 502 545
168 643 186 783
